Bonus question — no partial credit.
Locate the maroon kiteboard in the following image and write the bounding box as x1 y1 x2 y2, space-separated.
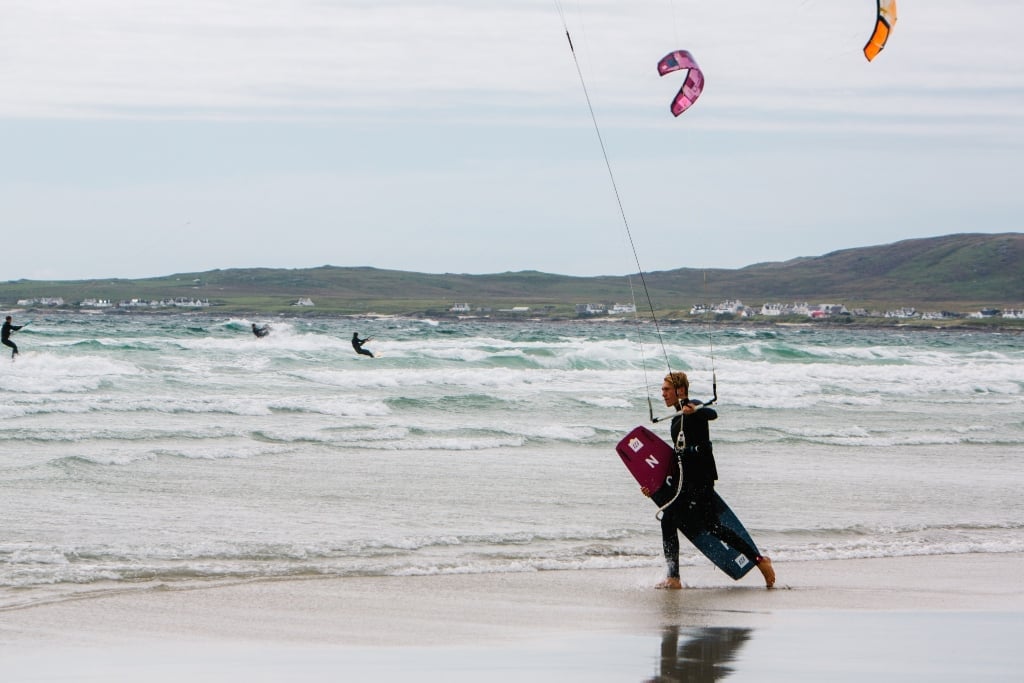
615 425 676 495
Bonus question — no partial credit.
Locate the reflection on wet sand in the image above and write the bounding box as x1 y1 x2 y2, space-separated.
646 626 752 682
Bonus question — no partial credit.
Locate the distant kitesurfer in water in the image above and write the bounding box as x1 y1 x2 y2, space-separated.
252 323 270 338
351 332 374 358
642 371 775 590
2 315 23 359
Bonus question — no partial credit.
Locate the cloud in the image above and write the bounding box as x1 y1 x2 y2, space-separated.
2 1 1021 142
0 1 566 119
1 1 1022 280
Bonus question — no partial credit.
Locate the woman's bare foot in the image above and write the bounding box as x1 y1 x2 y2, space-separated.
655 577 682 590
756 556 775 588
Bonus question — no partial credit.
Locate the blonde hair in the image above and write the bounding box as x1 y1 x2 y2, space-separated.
664 371 689 393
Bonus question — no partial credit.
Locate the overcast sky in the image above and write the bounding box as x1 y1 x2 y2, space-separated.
2 0 1022 280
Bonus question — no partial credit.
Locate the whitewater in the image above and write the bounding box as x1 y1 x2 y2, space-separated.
1 314 1022 608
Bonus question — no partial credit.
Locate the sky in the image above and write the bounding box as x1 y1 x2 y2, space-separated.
2 0 1022 280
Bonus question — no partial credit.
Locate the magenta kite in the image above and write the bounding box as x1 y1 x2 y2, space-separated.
657 50 705 117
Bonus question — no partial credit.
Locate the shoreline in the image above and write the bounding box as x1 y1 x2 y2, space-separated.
3 554 1021 681
7 307 1024 333
3 553 1022 647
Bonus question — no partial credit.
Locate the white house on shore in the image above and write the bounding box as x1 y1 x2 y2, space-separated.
760 302 813 316
691 300 745 316
17 297 64 307
576 303 606 315
117 298 209 308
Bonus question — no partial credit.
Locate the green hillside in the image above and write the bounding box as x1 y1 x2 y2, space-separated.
644 233 1024 312
3 233 1022 319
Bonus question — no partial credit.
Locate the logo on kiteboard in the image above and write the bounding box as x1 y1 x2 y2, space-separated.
719 541 751 568
628 436 662 470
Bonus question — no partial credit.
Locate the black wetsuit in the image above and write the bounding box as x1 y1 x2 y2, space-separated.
2 320 22 357
651 402 761 579
252 324 269 338
351 334 373 358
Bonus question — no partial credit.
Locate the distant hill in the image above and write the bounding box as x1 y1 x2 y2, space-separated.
2 233 1022 317
644 232 1024 311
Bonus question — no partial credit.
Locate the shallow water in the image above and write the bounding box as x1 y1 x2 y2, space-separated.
2 314 1022 607
2 613 1018 682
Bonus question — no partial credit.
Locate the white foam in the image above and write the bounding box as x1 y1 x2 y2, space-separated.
0 353 137 394
2 318 1022 601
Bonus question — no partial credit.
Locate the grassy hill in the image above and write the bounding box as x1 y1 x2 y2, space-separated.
3 233 1022 319
643 232 1024 313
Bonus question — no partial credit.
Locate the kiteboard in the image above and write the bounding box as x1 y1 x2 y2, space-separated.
616 425 676 495
615 426 758 581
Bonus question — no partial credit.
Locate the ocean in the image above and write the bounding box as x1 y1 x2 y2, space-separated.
1 314 1022 608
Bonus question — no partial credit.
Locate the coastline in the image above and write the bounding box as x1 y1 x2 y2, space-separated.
6 307 1024 333
2 554 1022 681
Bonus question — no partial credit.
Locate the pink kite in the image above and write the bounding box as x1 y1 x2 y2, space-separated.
657 50 704 117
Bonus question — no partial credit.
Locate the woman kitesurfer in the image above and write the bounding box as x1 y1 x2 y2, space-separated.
642 371 775 589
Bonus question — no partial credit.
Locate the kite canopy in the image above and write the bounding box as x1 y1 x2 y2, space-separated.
864 0 898 61
657 50 704 117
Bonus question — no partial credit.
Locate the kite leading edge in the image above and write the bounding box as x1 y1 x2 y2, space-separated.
864 0 898 62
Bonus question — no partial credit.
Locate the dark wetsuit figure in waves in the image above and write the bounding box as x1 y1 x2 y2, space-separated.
2 316 23 358
252 323 270 338
351 333 374 358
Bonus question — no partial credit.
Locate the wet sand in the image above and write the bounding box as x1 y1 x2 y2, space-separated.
2 554 1022 681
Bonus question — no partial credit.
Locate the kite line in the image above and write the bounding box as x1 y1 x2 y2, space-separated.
553 2 675 402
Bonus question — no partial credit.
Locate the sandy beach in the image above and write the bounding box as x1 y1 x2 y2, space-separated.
2 553 1022 681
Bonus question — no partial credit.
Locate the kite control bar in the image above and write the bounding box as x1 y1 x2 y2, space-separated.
648 394 718 425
